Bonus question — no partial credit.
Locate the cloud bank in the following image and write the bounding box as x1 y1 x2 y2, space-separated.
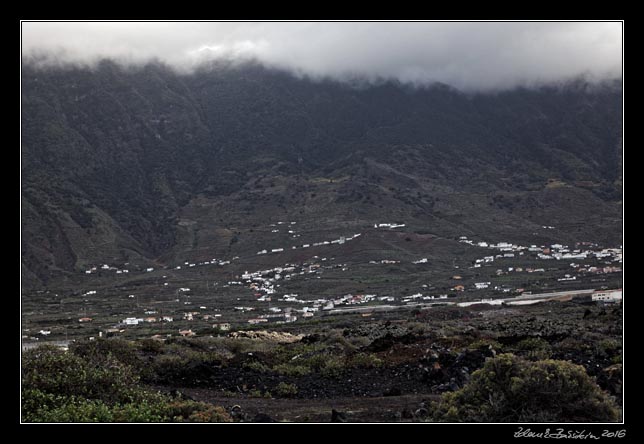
21 21 622 91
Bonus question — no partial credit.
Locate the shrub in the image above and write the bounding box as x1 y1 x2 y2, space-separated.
112 400 168 422
468 338 503 353
139 338 165 354
147 354 190 383
71 338 142 369
271 342 326 364
406 322 428 335
243 360 271 373
248 388 271 398
272 363 311 377
346 336 371 349
163 400 232 422
274 382 298 397
348 352 383 369
431 354 619 422
22 389 170 422
514 337 552 361
30 397 115 422
22 345 140 405
595 339 622 360
22 389 72 422
320 356 346 379
21 344 231 423
185 405 232 423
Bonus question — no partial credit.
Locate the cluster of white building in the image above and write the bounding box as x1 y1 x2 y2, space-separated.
120 315 174 326
374 223 406 229
460 236 622 266
257 233 361 256
175 258 232 270
84 254 238 276
85 264 130 274
76 222 623 335
268 221 300 238
234 256 377 321
401 293 448 303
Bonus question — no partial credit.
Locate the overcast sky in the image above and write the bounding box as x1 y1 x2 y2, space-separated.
21 21 622 91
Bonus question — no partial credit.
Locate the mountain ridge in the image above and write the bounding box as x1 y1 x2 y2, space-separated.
20 60 623 289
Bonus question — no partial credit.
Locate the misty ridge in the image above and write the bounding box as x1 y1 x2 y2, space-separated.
21 53 623 99
21 21 622 92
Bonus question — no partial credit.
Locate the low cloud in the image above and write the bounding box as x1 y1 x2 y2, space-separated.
21 21 622 91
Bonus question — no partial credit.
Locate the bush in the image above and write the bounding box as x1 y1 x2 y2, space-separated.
184 404 232 423
320 356 346 378
71 338 143 370
468 338 503 353
112 399 168 422
30 397 115 422
247 388 270 398
272 363 311 377
595 338 621 360
21 344 231 423
274 382 298 397
348 352 383 369
22 388 170 422
243 360 271 373
431 354 619 422
514 337 552 361
164 401 232 422
22 389 73 422
139 338 165 354
149 354 194 384
22 345 140 405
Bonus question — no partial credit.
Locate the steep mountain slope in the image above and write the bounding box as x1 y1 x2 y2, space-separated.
20 61 623 288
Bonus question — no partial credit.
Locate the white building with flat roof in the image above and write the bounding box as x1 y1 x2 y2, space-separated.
592 289 622 303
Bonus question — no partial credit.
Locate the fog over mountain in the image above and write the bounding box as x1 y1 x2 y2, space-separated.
22 22 622 91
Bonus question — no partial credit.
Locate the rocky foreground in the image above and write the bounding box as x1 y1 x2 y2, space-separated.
21 300 621 422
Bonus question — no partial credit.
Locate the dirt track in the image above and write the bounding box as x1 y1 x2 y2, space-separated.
172 387 439 422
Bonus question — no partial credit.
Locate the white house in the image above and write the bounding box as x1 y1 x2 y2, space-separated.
592 290 622 303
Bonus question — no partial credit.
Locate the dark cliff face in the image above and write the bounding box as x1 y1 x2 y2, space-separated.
20 60 623 287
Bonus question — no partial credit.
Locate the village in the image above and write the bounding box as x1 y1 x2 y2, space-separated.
21 220 623 348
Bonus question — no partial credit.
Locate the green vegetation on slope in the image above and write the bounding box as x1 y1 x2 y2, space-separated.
21 344 231 422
